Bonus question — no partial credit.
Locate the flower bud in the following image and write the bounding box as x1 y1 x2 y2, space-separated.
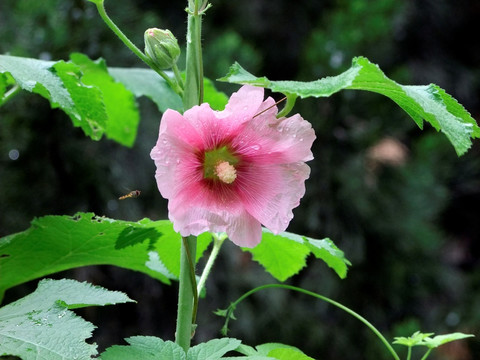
144 28 180 70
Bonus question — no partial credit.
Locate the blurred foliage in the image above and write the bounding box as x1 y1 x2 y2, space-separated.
0 0 479 359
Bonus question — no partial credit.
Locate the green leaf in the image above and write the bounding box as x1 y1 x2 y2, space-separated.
420 332 475 349
0 278 133 360
108 67 183 113
219 57 479 155
100 336 186 360
203 77 228 111
242 229 350 281
69 53 139 146
267 348 314 360
187 338 241 360
393 331 434 347
0 212 212 299
255 343 314 360
0 54 107 141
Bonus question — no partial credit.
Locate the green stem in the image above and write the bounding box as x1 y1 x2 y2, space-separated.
197 233 226 295
222 284 401 360
183 0 208 109
92 0 179 92
406 346 412 360
0 84 21 106
420 348 433 360
175 236 197 352
276 94 297 118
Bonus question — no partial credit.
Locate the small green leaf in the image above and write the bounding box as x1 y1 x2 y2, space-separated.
0 212 212 299
241 229 350 281
393 331 434 347
0 278 133 360
187 338 241 360
100 336 186 360
420 332 474 349
219 58 479 155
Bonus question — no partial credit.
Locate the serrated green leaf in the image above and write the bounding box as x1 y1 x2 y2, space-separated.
108 67 183 113
70 53 139 147
0 54 106 140
393 331 434 347
187 338 241 360
0 278 133 360
267 348 314 360
303 237 351 279
219 57 479 155
221 357 274 360
100 336 185 360
420 332 474 349
243 230 310 282
242 229 349 282
0 212 212 299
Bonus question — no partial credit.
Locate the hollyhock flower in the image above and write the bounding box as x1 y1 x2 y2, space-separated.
150 85 315 247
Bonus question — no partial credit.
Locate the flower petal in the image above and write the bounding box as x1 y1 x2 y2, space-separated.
236 161 311 234
218 85 265 126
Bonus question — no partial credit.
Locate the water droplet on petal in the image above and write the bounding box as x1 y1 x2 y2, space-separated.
293 134 297 138
299 138 304 142
162 139 167 144
251 144 261 151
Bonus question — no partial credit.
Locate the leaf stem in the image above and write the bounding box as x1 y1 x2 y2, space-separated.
92 0 180 93
175 235 197 352
276 94 297 118
0 84 21 106
197 233 226 295
406 346 412 360
220 284 400 360
420 348 432 360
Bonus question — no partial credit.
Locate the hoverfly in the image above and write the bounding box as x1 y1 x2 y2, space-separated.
118 190 141 200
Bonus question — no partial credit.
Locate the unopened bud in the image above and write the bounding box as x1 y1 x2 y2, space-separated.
144 28 180 70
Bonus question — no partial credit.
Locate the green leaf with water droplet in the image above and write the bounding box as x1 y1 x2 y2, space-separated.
0 278 133 360
220 57 479 156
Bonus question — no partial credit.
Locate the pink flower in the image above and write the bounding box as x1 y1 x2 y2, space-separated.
150 85 315 247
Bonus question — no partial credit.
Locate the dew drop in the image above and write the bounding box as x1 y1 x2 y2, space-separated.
251 144 261 151
176 159 180 164
162 139 167 144
293 134 297 138
165 160 170 165
299 138 304 142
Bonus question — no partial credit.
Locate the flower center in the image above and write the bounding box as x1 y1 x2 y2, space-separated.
203 146 238 184
215 161 237 184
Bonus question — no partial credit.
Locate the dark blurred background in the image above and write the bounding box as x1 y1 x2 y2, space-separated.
0 0 479 359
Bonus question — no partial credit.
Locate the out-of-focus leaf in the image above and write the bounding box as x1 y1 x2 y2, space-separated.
108 67 183 113
220 57 479 155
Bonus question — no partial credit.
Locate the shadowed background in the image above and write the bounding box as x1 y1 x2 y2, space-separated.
0 0 479 359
